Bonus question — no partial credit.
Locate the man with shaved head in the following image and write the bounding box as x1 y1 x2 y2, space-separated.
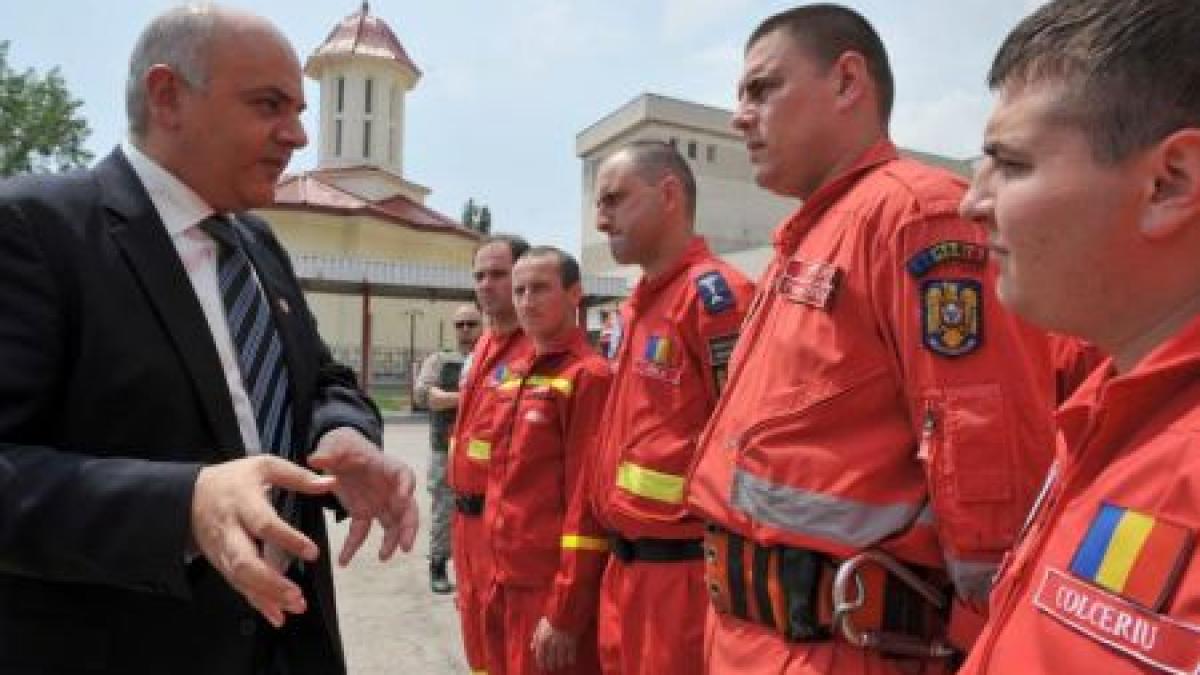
0 5 418 674
590 140 755 674
687 5 1062 674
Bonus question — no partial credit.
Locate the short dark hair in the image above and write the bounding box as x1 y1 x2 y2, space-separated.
989 0 1200 164
520 245 581 290
475 233 530 264
621 140 697 221
748 4 894 123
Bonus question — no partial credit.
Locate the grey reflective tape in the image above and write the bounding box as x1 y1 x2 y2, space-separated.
916 502 935 525
945 557 998 603
731 469 923 548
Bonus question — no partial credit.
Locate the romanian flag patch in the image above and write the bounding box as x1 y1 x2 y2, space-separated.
644 336 673 365
1070 503 1193 611
492 364 511 386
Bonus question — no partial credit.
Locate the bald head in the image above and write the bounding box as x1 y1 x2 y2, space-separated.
126 3 292 137
607 140 697 222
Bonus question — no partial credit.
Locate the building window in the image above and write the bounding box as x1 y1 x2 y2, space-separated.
335 119 342 156
687 141 697 160
336 76 345 113
365 78 374 114
707 144 717 162
363 120 372 158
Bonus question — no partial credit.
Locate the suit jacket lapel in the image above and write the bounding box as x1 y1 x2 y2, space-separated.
95 150 243 459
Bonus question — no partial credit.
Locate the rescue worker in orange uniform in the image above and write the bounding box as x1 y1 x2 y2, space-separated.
450 234 535 674
958 1 1200 672
481 247 611 675
685 6 1062 674
590 140 755 674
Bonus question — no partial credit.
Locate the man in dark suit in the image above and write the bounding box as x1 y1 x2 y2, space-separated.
0 5 418 674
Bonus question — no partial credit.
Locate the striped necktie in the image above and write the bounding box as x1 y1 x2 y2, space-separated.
199 215 295 459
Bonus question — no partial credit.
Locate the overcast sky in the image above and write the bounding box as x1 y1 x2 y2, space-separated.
4 0 1045 254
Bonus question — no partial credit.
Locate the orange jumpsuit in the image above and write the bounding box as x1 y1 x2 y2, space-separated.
481 328 612 675
450 326 536 674
590 236 754 675
962 316 1200 675
686 140 1059 674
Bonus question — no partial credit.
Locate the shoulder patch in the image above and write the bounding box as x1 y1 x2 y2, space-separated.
921 279 982 357
1068 503 1192 611
707 333 739 394
696 270 735 315
907 241 988 277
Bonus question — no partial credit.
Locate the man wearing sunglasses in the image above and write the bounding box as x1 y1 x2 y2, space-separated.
414 303 483 594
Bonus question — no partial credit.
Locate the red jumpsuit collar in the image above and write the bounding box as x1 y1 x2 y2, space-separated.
517 326 589 369
772 138 900 254
1056 314 1200 455
630 236 712 308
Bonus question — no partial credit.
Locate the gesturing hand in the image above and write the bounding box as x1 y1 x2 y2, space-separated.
306 427 419 566
191 455 337 627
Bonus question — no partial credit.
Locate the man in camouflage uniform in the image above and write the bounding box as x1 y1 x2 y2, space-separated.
414 303 482 593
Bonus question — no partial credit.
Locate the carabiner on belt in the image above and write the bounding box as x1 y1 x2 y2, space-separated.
830 550 957 659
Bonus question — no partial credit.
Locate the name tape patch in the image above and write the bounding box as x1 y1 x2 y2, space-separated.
776 258 840 310
1035 567 1200 675
907 240 988 277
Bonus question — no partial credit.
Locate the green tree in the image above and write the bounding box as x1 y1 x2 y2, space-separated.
0 41 92 177
461 198 493 233
461 198 478 229
477 206 491 235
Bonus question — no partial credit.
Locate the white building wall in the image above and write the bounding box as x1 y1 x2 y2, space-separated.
578 95 797 276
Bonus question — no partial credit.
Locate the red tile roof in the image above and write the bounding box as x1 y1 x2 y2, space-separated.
310 3 421 75
273 172 478 241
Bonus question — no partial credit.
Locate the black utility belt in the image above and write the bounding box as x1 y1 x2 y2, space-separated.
609 535 704 563
703 526 946 647
453 493 485 516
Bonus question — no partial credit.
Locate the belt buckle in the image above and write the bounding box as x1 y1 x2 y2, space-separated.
831 550 957 659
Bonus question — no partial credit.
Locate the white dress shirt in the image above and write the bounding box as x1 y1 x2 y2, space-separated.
121 141 265 454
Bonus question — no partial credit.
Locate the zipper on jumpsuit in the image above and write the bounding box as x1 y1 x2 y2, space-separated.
974 408 1110 673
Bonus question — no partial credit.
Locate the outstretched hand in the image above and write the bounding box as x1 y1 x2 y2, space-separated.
307 427 419 566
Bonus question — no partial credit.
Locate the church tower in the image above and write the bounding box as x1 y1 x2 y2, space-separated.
304 2 421 180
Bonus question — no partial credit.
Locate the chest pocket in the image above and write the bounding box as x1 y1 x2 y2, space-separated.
921 384 1020 554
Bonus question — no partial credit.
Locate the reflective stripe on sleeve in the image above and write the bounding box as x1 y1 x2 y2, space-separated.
561 534 609 552
616 461 685 504
467 439 491 460
731 469 921 548
945 557 998 603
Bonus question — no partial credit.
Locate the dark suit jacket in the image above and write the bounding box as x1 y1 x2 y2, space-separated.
0 149 381 675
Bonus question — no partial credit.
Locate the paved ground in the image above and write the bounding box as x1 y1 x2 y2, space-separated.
326 417 468 674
